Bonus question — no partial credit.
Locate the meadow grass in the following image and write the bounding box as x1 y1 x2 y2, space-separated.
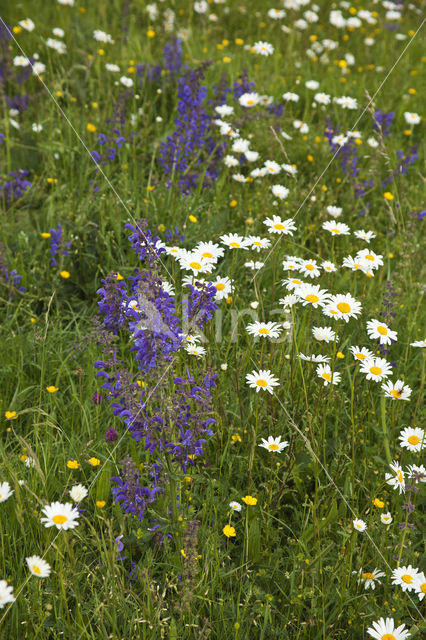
0 1 425 638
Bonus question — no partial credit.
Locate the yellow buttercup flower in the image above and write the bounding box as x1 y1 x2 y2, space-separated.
383 192 394 201
223 524 236 538
60 271 70 279
242 495 257 506
88 457 101 467
87 123 97 132
96 500 106 508
189 215 198 223
373 498 384 508
46 386 59 393
67 460 80 470
40 232 51 239
5 411 17 420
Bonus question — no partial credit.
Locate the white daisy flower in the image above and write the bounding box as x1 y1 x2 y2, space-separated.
279 294 299 308
120 76 133 87
263 160 281 175
245 150 259 162
239 92 259 108
215 104 234 117
282 277 305 291
342 255 370 273
298 353 330 363
19 18 35 31
281 163 297 176
324 293 362 323
184 343 206 357
247 236 271 252
40 501 80 530
367 137 379 148
69 484 88 502
385 461 405 494
298 259 321 278
355 248 383 270
26 556 51 578
367 617 410 640
354 229 376 242
366 319 397 345
410 338 426 348
282 259 300 271
326 205 342 218
267 8 286 19
258 436 289 453
196 241 225 261
305 80 319 90
229 501 241 512
391 565 420 592
245 369 280 394
359 357 393 382
295 284 330 309
252 41 274 56
398 427 424 452
312 326 337 343
271 185 290 200
46 38 67 54
414 572 426 601
93 30 114 43
353 518 367 532
404 112 420 125
179 252 214 275
105 63 120 72
316 363 341 386
264 215 296 235
233 174 247 183
380 512 392 525
322 221 350 236
382 380 411 401
220 233 251 250
322 261 337 273
0 580 15 609
356 568 384 590
244 260 264 270
0 481 14 503
211 276 232 300
13 56 31 67
223 154 239 167
282 91 299 102
246 321 282 340
350 346 374 362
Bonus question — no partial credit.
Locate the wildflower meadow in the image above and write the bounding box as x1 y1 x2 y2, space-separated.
1 0 425 638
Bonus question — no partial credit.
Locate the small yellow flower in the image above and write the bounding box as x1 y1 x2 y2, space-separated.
223 524 236 538
229 199 237 207
88 457 101 467
40 232 51 239
56 91 63 98
146 185 155 192
337 59 347 68
235 38 244 45
96 500 106 508
246 217 254 225
157 224 166 233
226 296 233 304
47 178 58 184
71 97 77 102
336 352 345 359
231 434 242 443
46 386 59 393
242 495 257 506
223 57 231 64
403 130 412 136
87 123 97 132
13 26 23 34
383 192 394 201
114 272 124 281
60 271 70 279
5 411 17 420
91 102 98 108
20 454 28 462
373 498 384 508
67 460 80 470
388 253 394 259
180 549 186 558
97 49 104 56
184 476 192 483
307 155 314 162
147 29 155 38
136 380 145 388
189 215 197 223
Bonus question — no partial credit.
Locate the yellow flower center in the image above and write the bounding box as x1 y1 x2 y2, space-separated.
329 309 338 315
331 228 340 233
362 572 375 580
370 366 382 375
32 565 41 575
397 471 403 483
382 635 396 640
365 254 374 261
247 100 254 105
354 263 362 269
230 242 240 247
401 574 413 584
0 494 2 499
377 326 388 335
391 389 402 398
253 241 262 246
268 444 279 450
256 379 268 387
202 251 213 258
421 583 426 594
356 353 366 360
322 373 331 381
408 435 420 445
337 302 351 313
52 514 68 525
258 328 270 335
215 283 225 291
306 294 319 303
305 264 314 270
189 261 201 270
292 279 302 285
274 224 285 230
